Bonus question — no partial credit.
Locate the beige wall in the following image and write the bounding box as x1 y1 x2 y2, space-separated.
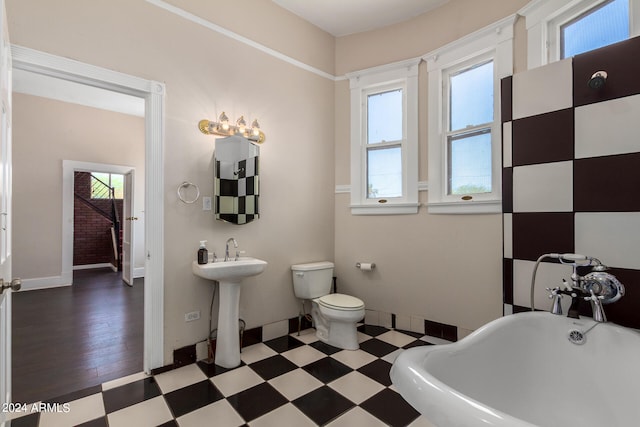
335 0 529 75
8 0 534 363
333 0 529 332
166 0 336 76
7 0 335 362
12 94 145 279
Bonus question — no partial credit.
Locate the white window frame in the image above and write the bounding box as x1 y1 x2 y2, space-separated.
425 15 515 214
347 58 419 215
520 0 640 70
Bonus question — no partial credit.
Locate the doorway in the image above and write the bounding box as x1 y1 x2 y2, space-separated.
65 163 142 286
10 82 148 402
10 44 165 385
13 154 144 403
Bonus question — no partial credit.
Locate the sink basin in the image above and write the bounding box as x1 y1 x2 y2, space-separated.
192 256 267 369
192 257 267 281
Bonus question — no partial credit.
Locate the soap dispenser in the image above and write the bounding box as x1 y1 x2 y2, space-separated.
197 241 208 265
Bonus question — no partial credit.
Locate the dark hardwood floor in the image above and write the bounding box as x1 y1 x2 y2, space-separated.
11 268 144 404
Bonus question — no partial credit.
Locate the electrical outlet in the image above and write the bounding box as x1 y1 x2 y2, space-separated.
185 311 200 322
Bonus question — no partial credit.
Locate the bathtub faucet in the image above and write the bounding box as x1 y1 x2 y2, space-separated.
562 256 622 323
533 253 624 323
554 284 610 322
550 277 609 321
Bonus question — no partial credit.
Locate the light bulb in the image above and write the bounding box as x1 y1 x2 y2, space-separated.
219 112 230 131
236 116 247 134
251 119 260 136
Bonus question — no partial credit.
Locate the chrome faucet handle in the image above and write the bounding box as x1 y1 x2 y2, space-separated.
583 290 605 302
584 290 607 322
546 287 563 315
546 286 558 299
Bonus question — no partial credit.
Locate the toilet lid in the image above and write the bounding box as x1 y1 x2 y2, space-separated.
318 293 364 310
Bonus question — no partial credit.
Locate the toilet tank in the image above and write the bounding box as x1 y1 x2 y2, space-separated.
291 261 334 300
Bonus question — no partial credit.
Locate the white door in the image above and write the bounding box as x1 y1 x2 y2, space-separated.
0 0 13 419
122 171 134 286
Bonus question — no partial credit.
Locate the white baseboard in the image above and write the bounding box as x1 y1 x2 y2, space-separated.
133 267 145 279
73 263 117 271
20 266 145 292
73 264 145 278
19 274 72 292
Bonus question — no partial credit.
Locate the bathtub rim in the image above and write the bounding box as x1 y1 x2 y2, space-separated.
390 311 640 427
391 338 539 427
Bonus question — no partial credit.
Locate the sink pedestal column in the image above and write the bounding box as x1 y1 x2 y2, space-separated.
215 281 241 368
191 258 267 368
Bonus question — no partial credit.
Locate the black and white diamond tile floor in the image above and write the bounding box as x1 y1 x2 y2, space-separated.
6 326 445 427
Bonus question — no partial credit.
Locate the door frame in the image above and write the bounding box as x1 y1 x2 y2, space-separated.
12 45 165 372
0 0 11 412
122 169 135 285
63 162 138 280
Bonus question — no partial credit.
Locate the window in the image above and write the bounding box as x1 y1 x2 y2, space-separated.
560 0 629 58
347 58 419 215
366 88 403 199
426 16 514 213
91 172 124 199
521 0 639 69
446 60 494 196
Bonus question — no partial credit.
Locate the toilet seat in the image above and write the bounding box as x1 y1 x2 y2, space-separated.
318 293 364 311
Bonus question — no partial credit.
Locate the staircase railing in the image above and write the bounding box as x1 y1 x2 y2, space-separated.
74 172 122 270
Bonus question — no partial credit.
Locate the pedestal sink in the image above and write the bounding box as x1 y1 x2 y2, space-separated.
192 257 267 368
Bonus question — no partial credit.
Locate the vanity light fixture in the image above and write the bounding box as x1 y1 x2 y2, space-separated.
199 112 265 143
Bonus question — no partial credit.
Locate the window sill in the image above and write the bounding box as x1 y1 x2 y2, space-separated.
427 199 502 214
350 203 420 215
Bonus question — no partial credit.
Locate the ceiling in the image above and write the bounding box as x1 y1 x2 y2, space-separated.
272 0 449 37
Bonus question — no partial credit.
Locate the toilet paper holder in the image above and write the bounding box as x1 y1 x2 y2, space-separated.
356 262 376 270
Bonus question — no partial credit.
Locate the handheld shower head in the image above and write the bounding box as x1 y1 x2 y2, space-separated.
558 253 607 269
588 71 607 89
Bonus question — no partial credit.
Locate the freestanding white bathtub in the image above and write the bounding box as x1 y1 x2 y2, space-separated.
391 312 640 427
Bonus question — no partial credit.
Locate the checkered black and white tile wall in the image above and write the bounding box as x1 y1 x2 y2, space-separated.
501 36 640 329
215 155 259 225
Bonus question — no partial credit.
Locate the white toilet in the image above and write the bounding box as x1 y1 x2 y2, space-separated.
291 261 365 350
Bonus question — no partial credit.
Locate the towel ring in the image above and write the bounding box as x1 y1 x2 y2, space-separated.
177 181 200 204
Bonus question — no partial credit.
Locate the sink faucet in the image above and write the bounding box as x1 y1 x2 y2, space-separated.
225 238 238 261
